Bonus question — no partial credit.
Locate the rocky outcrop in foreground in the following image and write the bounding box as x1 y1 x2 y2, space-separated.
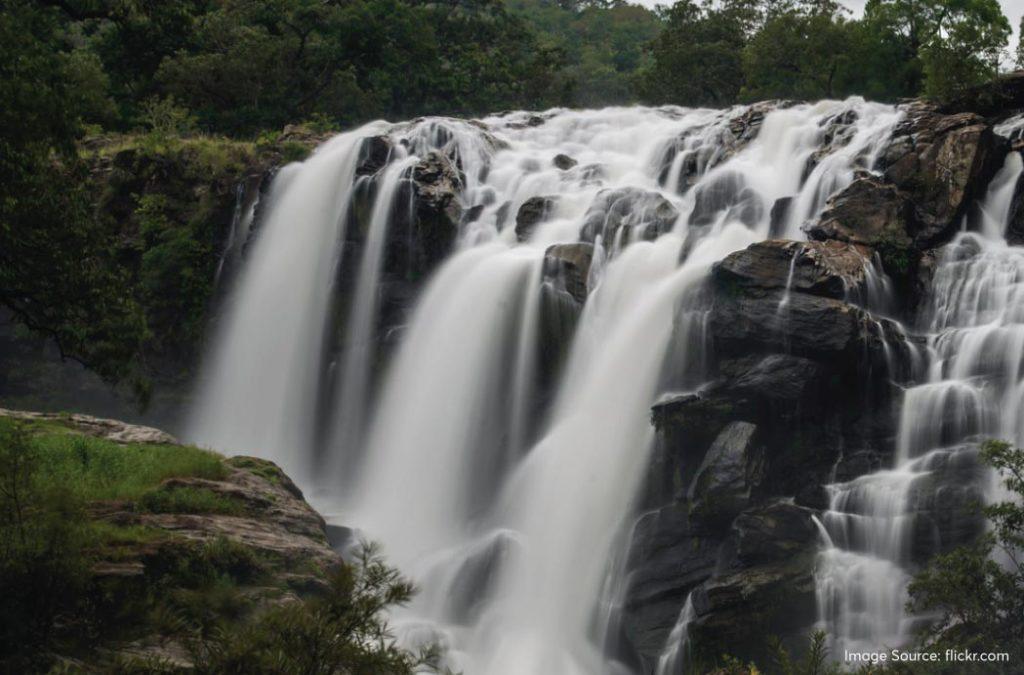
0 409 343 670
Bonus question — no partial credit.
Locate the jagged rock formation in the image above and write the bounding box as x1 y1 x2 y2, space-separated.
619 95 1015 668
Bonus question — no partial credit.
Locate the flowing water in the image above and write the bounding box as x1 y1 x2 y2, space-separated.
815 140 1024 658
188 101 906 672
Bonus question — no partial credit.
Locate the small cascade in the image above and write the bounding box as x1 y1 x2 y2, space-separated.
214 177 261 287
815 148 1024 658
327 153 418 480
654 595 694 675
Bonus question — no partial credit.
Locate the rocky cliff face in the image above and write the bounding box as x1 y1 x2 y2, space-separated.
615 97 1015 667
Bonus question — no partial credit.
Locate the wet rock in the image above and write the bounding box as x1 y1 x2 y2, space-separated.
795 483 830 510
769 196 793 238
647 393 737 506
406 151 464 273
803 108 862 179
733 501 818 565
689 171 764 227
355 135 393 176
834 450 884 483
689 421 765 528
580 187 679 243
715 239 871 300
553 153 578 170
688 556 817 664
805 174 915 249
619 504 719 661
709 285 867 359
543 243 593 305
515 195 558 241
461 203 485 225
716 354 827 408
881 105 1007 244
1006 162 1024 245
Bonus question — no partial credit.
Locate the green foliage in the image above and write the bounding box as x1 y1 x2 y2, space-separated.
0 0 149 389
636 0 754 107
139 486 245 516
25 426 225 502
906 440 1024 670
509 0 661 106
741 4 865 101
919 0 1009 101
768 631 843 675
0 420 91 671
184 542 438 675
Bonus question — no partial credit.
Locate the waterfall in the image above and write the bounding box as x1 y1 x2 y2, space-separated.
815 147 1024 658
327 153 417 480
187 125 386 483
188 100 904 673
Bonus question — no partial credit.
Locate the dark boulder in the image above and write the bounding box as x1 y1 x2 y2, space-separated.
688 556 817 664
580 188 679 244
733 501 818 565
1006 161 1024 245
543 243 593 305
768 196 793 238
715 239 871 300
805 174 915 249
689 422 765 529
881 105 1007 245
795 483 831 510
709 286 867 359
553 153 578 170
515 195 558 241
443 530 520 623
715 354 827 407
406 151 463 273
646 393 738 507
619 505 720 660
355 135 393 176
689 171 764 227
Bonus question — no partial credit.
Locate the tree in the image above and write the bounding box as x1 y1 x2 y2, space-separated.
863 0 1009 100
742 2 862 101
907 440 1024 669
0 1 148 387
919 0 1009 100
636 0 760 107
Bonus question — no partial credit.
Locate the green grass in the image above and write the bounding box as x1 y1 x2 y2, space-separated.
226 455 284 486
28 429 226 502
139 486 245 516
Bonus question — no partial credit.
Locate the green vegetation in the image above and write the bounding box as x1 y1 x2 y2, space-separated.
0 416 432 673
638 0 1012 106
28 429 224 502
905 440 1024 671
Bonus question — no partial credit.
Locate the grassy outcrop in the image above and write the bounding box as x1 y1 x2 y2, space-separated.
0 411 431 674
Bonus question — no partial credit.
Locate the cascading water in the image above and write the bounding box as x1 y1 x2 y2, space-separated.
815 138 1024 659
188 125 386 483
188 100 904 673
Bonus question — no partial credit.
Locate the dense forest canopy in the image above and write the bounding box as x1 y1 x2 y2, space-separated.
0 0 1020 389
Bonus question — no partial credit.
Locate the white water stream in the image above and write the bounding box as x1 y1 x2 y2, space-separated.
815 138 1024 658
